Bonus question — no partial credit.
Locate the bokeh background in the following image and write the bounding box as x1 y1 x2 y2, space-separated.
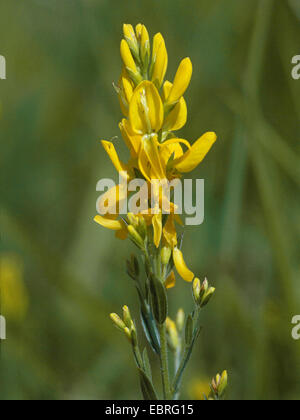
1 0 300 400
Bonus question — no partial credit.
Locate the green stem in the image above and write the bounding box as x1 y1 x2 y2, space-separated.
159 323 172 400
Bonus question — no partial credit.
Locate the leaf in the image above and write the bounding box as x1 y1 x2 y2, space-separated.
185 314 193 346
143 348 152 381
149 274 168 325
138 368 158 400
140 306 160 354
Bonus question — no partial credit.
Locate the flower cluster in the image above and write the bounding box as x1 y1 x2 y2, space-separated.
94 23 217 286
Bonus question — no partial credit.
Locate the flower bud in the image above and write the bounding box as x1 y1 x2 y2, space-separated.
128 225 145 249
166 317 179 352
161 246 172 265
192 277 201 303
176 308 185 333
200 287 215 308
110 313 126 331
123 24 139 59
211 371 228 398
122 305 132 328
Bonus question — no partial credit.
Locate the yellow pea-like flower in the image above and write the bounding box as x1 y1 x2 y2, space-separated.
166 57 193 105
120 39 137 74
151 33 168 89
172 132 217 173
162 81 187 131
129 81 164 135
173 247 194 282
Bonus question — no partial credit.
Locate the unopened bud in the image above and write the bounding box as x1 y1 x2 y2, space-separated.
166 317 179 352
110 313 126 331
200 287 215 308
161 246 172 265
211 370 228 398
192 277 201 303
138 217 147 239
128 225 144 249
122 305 132 328
127 212 139 228
176 308 185 333
123 24 139 60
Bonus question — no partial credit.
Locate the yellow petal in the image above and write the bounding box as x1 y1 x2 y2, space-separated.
165 271 176 289
123 24 137 46
151 33 168 89
138 147 151 182
167 57 193 104
135 23 143 39
163 80 187 131
120 39 137 74
160 142 184 167
173 132 217 173
94 215 124 231
129 81 164 134
119 119 141 157
142 134 166 180
96 184 127 215
163 215 178 248
152 213 162 248
173 247 194 282
101 141 128 174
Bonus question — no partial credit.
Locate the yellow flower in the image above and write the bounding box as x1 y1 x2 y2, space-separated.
118 68 134 117
165 57 193 105
172 132 217 173
151 33 168 89
162 81 187 132
120 39 137 74
101 140 129 175
129 81 164 135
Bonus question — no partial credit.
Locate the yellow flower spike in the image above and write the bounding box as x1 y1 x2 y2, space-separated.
101 140 129 175
162 81 187 131
94 215 125 231
165 271 176 289
166 57 193 105
119 119 141 157
173 247 194 282
152 212 162 248
120 39 138 74
151 33 168 89
172 131 217 173
129 81 164 135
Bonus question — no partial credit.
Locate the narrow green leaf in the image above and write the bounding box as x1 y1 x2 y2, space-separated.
143 348 152 381
185 314 193 346
149 274 168 325
138 368 158 400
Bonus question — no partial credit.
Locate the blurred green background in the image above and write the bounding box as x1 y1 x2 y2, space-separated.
1 0 300 400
